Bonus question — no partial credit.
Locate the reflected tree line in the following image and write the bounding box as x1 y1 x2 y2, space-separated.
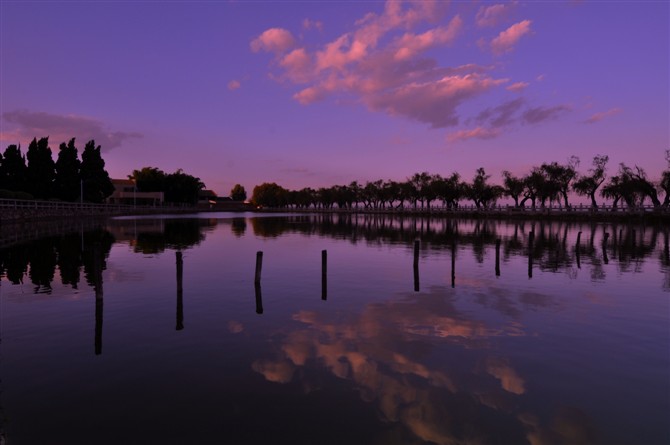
2 217 668 293
0 219 215 290
249 215 670 284
0 229 114 293
251 152 670 211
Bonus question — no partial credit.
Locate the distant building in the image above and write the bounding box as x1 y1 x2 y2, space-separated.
198 189 218 206
107 179 164 206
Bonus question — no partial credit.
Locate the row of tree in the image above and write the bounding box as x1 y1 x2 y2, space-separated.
251 153 670 211
0 138 114 202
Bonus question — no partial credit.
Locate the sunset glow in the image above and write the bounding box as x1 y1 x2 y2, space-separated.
1 1 667 194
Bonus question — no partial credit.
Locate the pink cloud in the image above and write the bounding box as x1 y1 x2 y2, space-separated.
491 20 532 55
447 126 501 143
253 2 554 136
250 28 296 54
476 3 513 28
227 79 241 90
1 109 142 150
367 74 506 128
506 81 529 92
279 48 313 82
583 107 622 124
393 15 463 61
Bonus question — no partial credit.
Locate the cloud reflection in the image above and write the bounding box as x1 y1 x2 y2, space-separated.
252 286 544 444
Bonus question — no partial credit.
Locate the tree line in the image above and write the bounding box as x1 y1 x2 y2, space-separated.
0 137 114 202
251 152 670 211
0 138 210 205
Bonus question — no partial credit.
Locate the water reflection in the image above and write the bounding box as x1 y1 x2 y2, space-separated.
247 215 668 284
1 215 668 444
252 286 596 444
1 216 666 290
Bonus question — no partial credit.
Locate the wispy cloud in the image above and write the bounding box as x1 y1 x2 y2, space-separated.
490 20 532 55
476 98 526 128
447 126 501 143
302 18 323 32
583 107 622 124
1 110 142 150
506 81 529 93
522 104 571 124
227 79 241 90
476 3 515 28
451 98 571 143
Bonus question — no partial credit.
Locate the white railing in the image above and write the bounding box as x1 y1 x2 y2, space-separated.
0 198 194 213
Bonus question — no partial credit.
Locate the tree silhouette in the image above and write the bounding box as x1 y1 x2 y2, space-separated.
0 145 25 191
252 182 288 207
26 137 56 199
502 171 525 208
54 138 81 201
230 184 247 201
465 168 503 209
80 140 114 203
164 169 204 205
661 150 670 208
541 156 579 208
573 155 608 209
130 166 166 192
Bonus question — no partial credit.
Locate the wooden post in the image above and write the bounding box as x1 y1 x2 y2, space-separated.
576 231 582 247
495 239 501 277
321 250 327 301
632 229 636 248
254 251 263 285
176 251 184 331
413 240 420 292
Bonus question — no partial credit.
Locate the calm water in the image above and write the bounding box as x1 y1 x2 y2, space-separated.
1 213 668 445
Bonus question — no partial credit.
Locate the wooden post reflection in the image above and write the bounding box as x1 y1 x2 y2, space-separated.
255 283 263 314
176 251 184 331
413 240 420 292
575 231 582 269
528 231 534 279
254 251 263 285
495 239 501 277
321 250 327 301
93 243 103 355
451 240 456 288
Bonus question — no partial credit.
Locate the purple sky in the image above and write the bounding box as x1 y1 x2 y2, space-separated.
1 1 668 196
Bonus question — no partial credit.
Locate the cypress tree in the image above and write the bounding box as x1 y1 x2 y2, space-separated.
80 140 114 203
54 138 81 201
1 144 28 192
26 137 56 199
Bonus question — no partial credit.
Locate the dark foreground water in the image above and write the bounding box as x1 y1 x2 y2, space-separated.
0 213 668 445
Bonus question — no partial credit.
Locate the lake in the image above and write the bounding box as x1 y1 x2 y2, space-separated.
1 213 668 445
